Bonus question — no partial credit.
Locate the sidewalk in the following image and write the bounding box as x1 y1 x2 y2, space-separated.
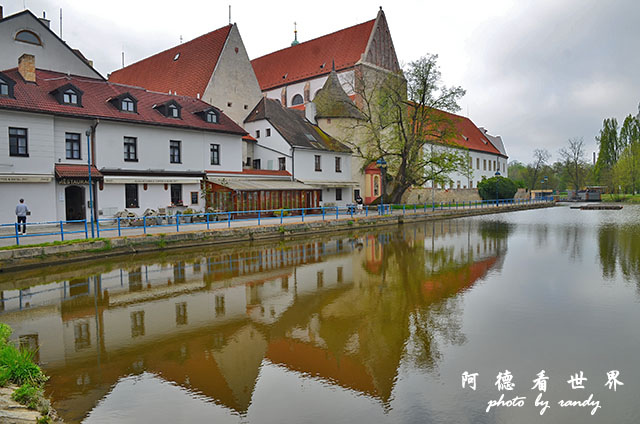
0 201 543 248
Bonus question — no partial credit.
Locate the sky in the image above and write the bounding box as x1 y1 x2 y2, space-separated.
3 0 639 163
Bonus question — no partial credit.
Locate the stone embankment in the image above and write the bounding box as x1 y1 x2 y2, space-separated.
0 386 41 424
0 202 553 272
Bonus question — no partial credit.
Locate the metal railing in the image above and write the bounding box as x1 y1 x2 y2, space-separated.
0 197 553 246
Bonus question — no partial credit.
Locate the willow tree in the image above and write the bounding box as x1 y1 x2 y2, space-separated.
347 54 467 203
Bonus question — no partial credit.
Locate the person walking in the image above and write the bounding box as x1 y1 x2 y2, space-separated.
15 198 30 234
355 195 364 214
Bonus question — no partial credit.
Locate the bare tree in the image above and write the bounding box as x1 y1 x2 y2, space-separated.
529 148 551 189
559 137 587 190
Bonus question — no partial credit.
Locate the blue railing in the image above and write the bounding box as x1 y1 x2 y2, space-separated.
0 197 552 246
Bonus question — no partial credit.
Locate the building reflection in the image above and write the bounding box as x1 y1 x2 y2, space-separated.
0 220 509 423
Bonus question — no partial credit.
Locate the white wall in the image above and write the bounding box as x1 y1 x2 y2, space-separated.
425 144 508 189
243 120 292 170
0 12 101 78
293 149 352 182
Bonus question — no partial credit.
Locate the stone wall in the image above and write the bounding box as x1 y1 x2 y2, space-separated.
401 187 481 204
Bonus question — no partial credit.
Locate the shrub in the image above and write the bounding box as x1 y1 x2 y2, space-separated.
0 345 47 386
273 209 290 217
478 176 518 200
0 323 11 346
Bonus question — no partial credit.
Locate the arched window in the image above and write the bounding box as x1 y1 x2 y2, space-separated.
373 175 380 196
291 94 304 106
15 30 42 46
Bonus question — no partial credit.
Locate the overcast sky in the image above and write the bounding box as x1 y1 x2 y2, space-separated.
4 0 639 163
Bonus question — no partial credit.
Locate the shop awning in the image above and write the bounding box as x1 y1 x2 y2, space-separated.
54 164 103 180
208 177 313 191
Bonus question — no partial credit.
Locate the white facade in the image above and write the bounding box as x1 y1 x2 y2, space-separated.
263 70 355 107
0 11 101 78
0 109 243 224
243 118 355 206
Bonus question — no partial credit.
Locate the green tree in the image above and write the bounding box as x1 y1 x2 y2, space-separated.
595 118 619 188
350 54 467 203
477 176 517 200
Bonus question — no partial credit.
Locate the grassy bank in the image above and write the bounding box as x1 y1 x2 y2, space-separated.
0 323 54 423
602 194 640 203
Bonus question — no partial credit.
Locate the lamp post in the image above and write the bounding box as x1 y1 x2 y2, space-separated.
376 158 387 210
494 171 501 206
541 175 548 200
86 130 95 238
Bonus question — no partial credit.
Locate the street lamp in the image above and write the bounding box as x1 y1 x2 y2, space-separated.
494 171 501 206
376 158 387 209
86 130 95 237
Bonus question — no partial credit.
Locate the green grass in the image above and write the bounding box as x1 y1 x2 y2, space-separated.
602 194 640 203
0 323 52 421
0 237 108 251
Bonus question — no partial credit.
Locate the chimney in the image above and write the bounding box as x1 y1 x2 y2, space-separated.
39 11 50 28
18 54 36 83
305 102 317 124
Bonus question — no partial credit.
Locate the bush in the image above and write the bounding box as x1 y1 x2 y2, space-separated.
0 345 47 386
478 176 518 200
273 209 290 217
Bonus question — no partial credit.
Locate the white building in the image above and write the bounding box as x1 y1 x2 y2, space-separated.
0 54 245 225
243 97 357 207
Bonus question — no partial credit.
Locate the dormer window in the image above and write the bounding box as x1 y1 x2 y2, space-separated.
63 89 78 105
0 73 16 98
155 100 182 119
50 84 83 107
206 111 218 123
122 97 135 112
108 92 138 113
15 30 42 46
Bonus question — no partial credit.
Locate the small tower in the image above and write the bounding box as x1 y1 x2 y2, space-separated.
291 22 299 46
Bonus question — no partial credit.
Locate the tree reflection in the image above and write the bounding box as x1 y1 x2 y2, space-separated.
598 224 640 287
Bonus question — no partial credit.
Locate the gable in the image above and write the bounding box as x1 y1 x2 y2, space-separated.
0 10 103 79
362 9 400 72
108 25 233 98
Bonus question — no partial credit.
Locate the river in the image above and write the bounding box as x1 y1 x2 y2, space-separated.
1 205 639 423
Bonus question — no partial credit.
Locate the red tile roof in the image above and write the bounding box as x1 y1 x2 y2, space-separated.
0 69 246 135
108 25 233 98
426 108 506 158
251 19 375 91
55 164 103 179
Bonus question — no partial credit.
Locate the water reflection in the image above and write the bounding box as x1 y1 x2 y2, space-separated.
598 223 640 286
0 220 508 423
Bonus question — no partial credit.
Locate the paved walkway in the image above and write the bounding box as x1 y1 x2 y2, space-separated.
0 202 546 248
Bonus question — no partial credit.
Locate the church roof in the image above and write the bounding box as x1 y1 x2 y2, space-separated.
314 70 363 119
108 25 233 98
251 19 376 91
245 97 351 153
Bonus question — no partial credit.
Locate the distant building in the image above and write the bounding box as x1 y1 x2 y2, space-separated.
0 54 245 224
109 24 262 126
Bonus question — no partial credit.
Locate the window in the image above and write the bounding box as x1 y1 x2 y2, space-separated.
130 311 145 338
0 78 9 97
291 94 304 105
15 30 42 45
483 159 487 171
168 104 179 118
266 128 271 137
278 157 286 171
65 133 81 159
252 159 261 169
256 130 260 138
155 101 182 118
457 180 461 189
336 188 343 201
373 176 380 196
125 184 139 208
493 160 497 171
124 137 137 161
63 89 78 105
170 140 181 163
171 184 182 205
191 191 198 205
9 128 28 157
335 156 342 172
314 155 321 171
477 158 480 169
210 144 220 165
121 97 135 112
206 111 218 123
354 189 360 200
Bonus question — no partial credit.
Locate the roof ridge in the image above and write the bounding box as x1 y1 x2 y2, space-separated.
251 18 375 61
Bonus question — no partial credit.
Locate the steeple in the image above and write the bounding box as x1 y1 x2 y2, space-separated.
291 22 299 46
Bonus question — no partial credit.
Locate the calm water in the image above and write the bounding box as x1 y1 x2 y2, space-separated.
1 205 640 423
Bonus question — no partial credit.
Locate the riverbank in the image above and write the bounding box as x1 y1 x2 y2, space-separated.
601 194 640 203
0 202 554 272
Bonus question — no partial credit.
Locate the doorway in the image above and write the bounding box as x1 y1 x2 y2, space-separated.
65 186 85 220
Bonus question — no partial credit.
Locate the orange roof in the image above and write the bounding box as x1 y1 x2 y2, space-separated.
251 19 375 91
109 25 233 98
